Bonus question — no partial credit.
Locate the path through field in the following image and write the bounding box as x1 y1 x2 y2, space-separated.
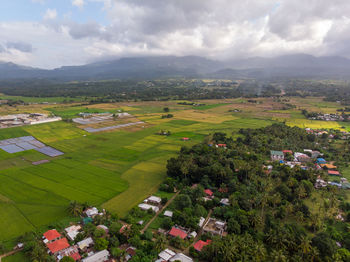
141 190 180 234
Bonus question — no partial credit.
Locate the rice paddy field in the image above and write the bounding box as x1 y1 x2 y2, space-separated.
0 96 348 246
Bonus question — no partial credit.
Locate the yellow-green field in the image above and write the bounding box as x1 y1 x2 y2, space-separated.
0 96 348 246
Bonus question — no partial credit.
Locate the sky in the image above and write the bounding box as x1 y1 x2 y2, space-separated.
0 0 350 68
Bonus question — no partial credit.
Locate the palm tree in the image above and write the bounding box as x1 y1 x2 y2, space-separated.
154 234 166 252
253 243 267 262
67 201 83 217
299 235 312 259
270 249 287 262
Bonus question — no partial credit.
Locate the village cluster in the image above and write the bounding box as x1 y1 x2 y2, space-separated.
0 113 61 128
270 130 350 191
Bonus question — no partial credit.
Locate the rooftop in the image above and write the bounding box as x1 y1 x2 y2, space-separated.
46 238 70 254
169 227 188 239
43 229 61 242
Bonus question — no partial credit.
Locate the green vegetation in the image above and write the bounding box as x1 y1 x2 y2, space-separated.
0 95 349 254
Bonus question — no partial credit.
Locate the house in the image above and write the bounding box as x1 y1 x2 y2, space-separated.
204 189 213 197
169 227 188 239
216 144 227 148
315 179 327 189
164 210 173 218
316 158 327 164
159 249 176 261
83 217 93 225
311 151 321 158
198 217 205 228
77 237 94 251
295 153 311 163
97 225 109 234
43 229 61 244
82 250 110 262
189 231 197 238
169 253 193 262
328 170 341 176
193 239 212 252
321 164 337 170
220 198 230 206
65 225 81 241
203 218 227 236
182 137 189 141
282 150 293 155
145 196 162 205
125 246 137 261
46 238 70 254
270 151 284 161
138 203 159 212
85 207 99 217
57 245 81 261
328 182 342 188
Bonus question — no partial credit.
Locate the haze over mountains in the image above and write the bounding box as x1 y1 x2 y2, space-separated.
1 54 350 81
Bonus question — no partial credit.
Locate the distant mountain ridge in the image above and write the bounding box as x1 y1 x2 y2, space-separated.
2 54 350 80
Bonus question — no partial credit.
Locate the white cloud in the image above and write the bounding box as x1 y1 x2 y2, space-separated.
4 0 350 68
43 8 57 20
72 0 84 9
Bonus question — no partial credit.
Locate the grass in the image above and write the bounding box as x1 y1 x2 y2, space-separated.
2 251 30 262
0 96 348 243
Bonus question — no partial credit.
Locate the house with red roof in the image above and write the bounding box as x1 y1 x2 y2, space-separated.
204 189 213 197
43 229 61 243
57 245 81 261
328 170 341 176
182 137 189 141
216 144 227 148
168 227 188 239
193 240 211 252
46 238 70 254
282 150 293 155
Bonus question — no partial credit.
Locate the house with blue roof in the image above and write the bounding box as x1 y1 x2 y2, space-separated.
316 158 326 164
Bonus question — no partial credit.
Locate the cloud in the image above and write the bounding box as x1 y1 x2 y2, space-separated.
43 8 57 20
0 44 5 53
4 0 350 68
72 0 84 9
6 42 33 53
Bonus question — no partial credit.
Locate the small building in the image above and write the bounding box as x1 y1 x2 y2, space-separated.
57 245 81 261
77 237 94 251
83 217 93 225
164 210 173 218
169 227 188 239
138 203 159 213
203 218 227 236
321 164 337 170
169 253 193 262
46 238 70 255
182 137 190 141
65 225 81 241
216 144 227 148
296 154 311 163
82 249 110 262
189 231 197 238
125 246 137 261
145 196 162 205
85 207 99 217
193 239 211 252
270 151 284 161
198 217 206 228
315 179 327 189
204 189 213 197
43 229 61 244
282 150 293 155
316 158 327 164
220 198 230 206
328 182 342 188
328 170 341 176
159 249 176 261
97 225 109 234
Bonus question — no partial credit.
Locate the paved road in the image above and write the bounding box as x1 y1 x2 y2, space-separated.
141 191 180 234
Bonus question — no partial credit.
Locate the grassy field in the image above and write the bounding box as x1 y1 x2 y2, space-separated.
0 96 347 246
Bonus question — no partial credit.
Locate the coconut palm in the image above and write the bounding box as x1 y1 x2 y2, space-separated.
67 201 83 217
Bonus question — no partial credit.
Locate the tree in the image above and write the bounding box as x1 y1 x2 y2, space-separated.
93 228 106 238
66 201 83 217
60 256 75 262
174 194 192 210
95 238 109 251
162 217 173 230
111 247 123 258
163 107 170 112
154 234 166 252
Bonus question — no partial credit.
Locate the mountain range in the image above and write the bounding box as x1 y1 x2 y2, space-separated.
2 54 350 80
